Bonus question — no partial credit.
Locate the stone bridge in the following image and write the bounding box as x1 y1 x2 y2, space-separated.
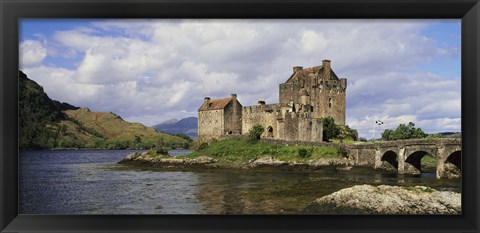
346 138 461 179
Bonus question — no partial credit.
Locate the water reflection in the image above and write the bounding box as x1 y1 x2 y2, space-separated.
20 150 461 215
193 170 461 214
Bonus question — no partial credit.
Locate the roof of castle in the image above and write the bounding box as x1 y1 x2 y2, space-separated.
285 65 339 83
198 97 232 111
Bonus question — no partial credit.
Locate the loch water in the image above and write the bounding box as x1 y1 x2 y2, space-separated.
19 150 461 214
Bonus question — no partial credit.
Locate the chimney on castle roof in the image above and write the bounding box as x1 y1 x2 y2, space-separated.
231 94 237 99
322 59 331 80
204 97 210 103
258 98 266 105
293 66 303 74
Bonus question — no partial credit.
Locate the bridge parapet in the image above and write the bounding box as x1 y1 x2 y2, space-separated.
346 138 461 150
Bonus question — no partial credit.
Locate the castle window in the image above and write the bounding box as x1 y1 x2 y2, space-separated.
328 98 332 108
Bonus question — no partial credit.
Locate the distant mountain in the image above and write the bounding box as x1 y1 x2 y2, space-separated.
153 117 198 138
438 132 461 138
19 71 188 150
160 119 178 125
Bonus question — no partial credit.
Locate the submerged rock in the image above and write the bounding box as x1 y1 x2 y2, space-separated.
304 184 461 215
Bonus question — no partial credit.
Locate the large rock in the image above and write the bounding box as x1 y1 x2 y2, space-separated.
304 185 461 215
250 156 288 167
119 152 217 167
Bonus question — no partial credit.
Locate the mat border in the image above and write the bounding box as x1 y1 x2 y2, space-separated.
1 0 479 232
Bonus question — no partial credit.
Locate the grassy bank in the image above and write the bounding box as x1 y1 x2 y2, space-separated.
185 138 342 164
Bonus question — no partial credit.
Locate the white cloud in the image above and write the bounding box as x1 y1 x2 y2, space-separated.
20 40 47 68
20 19 461 138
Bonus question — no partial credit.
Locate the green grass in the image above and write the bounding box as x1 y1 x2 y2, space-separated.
330 139 357 144
186 138 341 163
421 154 437 172
404 186 436 193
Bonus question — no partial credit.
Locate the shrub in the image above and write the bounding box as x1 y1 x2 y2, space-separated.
149 146 169 156
298 148 312 158
335 143 349 158
322 117 340 142
248 124 264 143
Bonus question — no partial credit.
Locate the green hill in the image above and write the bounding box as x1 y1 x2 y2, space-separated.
63 108 188 149
19 71 188 150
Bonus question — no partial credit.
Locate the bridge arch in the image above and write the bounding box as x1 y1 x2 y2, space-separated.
404 150 437 174
445 151 461 170
380 150 398 170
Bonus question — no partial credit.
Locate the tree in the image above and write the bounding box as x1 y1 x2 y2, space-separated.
338 125 358 141
322 117 340 142
152 137 169 155
381 122 426 141
381 129 394 141
248 124 265 142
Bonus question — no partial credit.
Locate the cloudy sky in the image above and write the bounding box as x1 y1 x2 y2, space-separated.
19 19 461 139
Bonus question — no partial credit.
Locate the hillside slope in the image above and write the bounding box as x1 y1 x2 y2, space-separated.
19 71 188 150
64 108 187 148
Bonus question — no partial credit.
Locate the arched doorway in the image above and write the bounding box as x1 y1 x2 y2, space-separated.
267 126 274 138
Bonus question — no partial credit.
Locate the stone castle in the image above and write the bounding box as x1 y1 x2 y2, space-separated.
198 59 347 142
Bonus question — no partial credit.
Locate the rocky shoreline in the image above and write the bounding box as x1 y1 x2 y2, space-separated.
118 151 357 171
303 184 461 215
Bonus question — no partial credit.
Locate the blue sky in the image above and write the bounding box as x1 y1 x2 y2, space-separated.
19 19 461 139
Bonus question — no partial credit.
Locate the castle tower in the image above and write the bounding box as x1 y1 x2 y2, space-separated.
279 59 346 125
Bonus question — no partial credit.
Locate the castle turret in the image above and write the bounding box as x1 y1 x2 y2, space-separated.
340 78 347 90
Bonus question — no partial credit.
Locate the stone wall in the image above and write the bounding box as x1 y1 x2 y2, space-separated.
198 109 224 140
242 104 280 138
223 98 243 135
346 148 377 166
279 77 347 126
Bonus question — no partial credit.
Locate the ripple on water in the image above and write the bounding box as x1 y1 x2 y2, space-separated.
19 150 461 214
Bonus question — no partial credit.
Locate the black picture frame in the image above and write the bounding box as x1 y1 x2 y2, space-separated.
1 0 479 232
